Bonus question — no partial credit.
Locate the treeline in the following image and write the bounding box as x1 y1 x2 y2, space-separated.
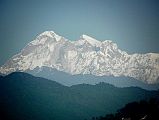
89 98 159 120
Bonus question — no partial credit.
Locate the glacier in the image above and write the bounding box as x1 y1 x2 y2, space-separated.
0 31 159 84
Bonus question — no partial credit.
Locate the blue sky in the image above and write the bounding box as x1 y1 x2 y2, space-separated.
0 0 159 65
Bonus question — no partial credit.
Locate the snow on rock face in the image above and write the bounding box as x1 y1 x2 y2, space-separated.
80 34 101 47
0 31 159 84
30 31 62 45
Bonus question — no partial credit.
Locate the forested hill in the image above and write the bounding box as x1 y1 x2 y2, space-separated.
0 72 159 120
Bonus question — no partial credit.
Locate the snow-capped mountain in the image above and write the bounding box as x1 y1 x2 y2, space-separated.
0 31 159 84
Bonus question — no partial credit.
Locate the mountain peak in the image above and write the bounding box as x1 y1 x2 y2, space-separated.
80 34 93 39
80 34 101 46
29 31 62 45
38 31 56 37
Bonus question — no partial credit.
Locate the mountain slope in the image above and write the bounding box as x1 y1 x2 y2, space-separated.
27 66 159 90
0 31 159 84
0 72 159 120
94 98 159 120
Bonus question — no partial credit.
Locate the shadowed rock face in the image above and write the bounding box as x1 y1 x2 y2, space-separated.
0 31 159 84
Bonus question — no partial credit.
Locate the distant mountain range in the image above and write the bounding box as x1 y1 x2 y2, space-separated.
0 31 159 84
25 66 159 90
0 72 159 120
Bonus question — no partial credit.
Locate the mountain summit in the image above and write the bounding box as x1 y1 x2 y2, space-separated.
80 34 101 47
0 31 159 84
